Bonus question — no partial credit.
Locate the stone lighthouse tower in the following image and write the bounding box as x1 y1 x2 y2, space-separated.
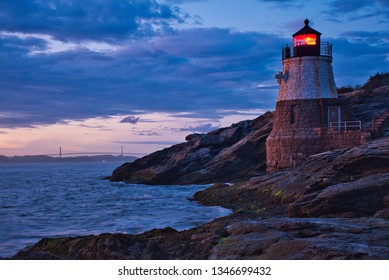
266 19 364 171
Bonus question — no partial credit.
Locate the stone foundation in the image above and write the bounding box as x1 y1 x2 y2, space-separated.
265 96 366 172
272 99 356 130
266 128 367 171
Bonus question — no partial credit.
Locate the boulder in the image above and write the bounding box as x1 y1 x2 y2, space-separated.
334 137 389 176
13 233 171 260
288 174 389 217
374 209 389 218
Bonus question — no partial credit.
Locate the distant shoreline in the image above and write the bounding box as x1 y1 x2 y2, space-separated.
0 154 137 164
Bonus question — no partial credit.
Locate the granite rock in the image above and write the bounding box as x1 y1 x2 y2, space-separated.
12 233 171 260
109 112 273 185
288 173 389 217
210 218 389 260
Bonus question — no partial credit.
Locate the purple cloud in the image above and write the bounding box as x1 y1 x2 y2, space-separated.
120 116 141 124
115 140 179 146
137 131 161 136
179 123 220 133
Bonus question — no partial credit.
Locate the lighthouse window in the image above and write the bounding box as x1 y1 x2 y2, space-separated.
293 34 317 47
328 106 341 128
290 105 297 124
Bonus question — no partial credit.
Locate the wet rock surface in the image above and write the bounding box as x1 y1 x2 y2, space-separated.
210 218 389 260
13 232 171 260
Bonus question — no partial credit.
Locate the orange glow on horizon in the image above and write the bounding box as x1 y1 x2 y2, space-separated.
293 34 317 46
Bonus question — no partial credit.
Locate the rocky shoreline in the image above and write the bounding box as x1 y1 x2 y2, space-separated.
12 84 389 260
13 136 389 260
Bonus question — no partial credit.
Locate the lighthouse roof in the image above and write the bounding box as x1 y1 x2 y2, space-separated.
292 19 321 37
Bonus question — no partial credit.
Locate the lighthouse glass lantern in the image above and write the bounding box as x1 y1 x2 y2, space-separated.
293 34 316 46
292 19 321 57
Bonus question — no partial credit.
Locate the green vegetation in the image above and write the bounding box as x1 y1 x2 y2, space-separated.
216 237 233 249
275 189 283 198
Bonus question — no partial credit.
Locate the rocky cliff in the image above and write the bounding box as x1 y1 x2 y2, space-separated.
109 83 389 185
109 112 273 184
341 84 389 133
12 80 389 260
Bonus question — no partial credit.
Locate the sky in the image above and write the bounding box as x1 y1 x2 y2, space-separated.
0 0 388 157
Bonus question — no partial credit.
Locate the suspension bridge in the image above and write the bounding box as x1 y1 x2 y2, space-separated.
43 147 146 158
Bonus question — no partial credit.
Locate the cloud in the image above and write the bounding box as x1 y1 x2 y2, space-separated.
326 0 378 13
0 26 283 128
330 32 389 86
120 116 141 124
0 0 183 42
0 131 7 134
256 0 303 9
340 31 389 45
166 0 206 3
77 124 112 131
1 24 387 129
179 123 220 133
138 119 160 123
136 131 161 136
324 0 389 22
115 140 179 145
258 0 297 3
283 18 322 33
0 1 387 129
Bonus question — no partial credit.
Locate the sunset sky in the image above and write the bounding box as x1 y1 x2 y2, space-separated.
0 0 388 156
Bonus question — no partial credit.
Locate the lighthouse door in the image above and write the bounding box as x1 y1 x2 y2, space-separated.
328 106 341 129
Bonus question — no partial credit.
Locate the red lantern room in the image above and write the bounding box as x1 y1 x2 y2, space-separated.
292 19 321 57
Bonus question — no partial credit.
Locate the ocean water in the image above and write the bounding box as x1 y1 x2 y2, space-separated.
0 162 231 258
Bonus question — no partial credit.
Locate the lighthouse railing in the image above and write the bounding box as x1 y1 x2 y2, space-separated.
282 42 332 60
330 121 361 131
321 42 332 57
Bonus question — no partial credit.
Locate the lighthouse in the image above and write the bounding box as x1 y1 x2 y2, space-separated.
266 19 365 171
